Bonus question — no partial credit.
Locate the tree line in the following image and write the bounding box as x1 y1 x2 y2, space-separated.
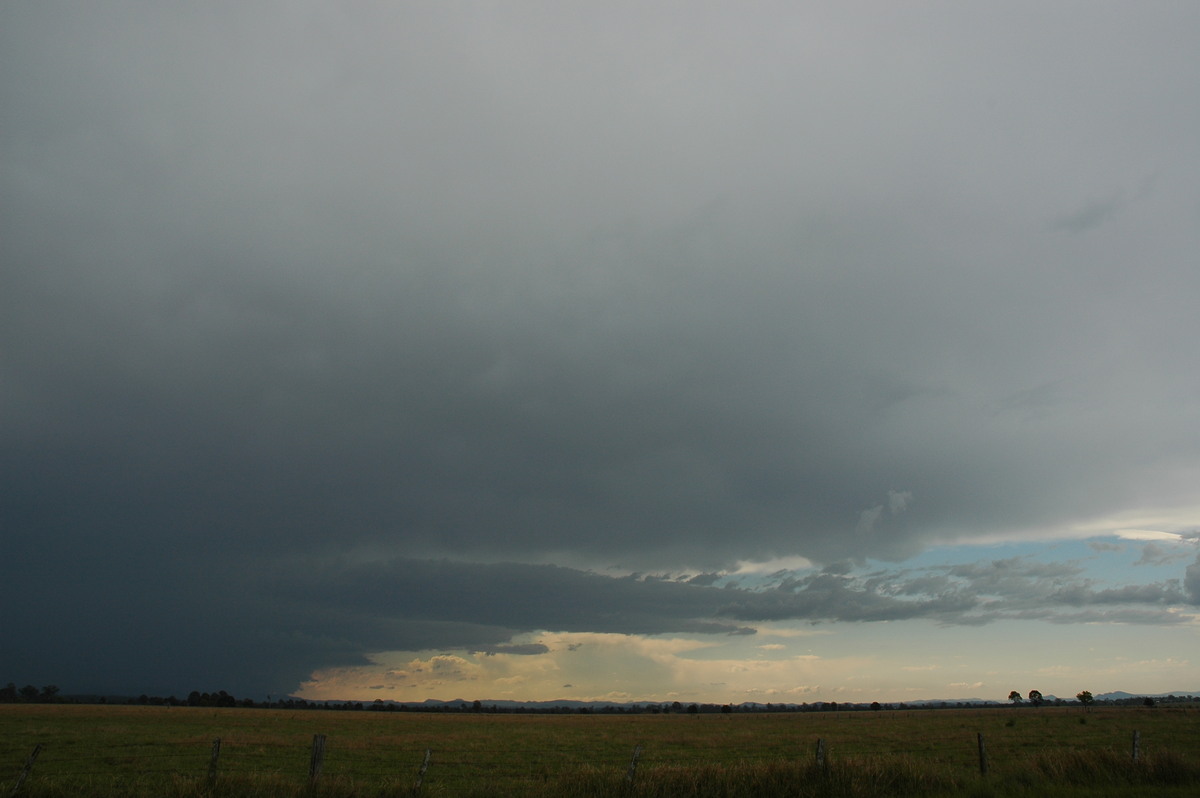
1005 689 1171 708
1007 689 1097 707
0 683 59 703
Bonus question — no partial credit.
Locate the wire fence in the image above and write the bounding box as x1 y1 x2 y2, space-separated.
3 723 1186 795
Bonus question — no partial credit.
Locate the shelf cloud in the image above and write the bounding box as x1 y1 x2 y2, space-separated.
3 1 1199 699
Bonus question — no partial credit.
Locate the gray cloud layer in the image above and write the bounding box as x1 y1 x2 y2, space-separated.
3 2 1199 695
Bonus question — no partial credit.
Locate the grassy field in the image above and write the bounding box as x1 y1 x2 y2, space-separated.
2 703 1197 796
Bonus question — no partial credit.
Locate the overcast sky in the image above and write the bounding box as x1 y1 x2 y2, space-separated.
3 1 1199 703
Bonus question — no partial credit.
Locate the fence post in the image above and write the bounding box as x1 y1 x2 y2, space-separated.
208 737 221 786
977 732 988 776
413 748 432 793
9 744 41 798
625 744 642 788
814 738 827 772
309 734 327 789
1131 730 1140 763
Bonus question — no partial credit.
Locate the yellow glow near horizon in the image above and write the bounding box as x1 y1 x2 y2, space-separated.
296 630 869 703
293 617 1199 705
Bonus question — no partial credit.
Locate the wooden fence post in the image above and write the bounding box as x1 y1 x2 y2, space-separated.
814 738 826 772
977 733 988 776
309 734 327 789
625 744 642 788
9 744 41 797
1131 730 1140 764
413 748 432 793
208 737 221 786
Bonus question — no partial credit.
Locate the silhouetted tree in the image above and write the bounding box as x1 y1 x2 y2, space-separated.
1008 690 1022 704
1028 689 1043 707
1076 690 1094 707
0 683 17 703
19 685 39 702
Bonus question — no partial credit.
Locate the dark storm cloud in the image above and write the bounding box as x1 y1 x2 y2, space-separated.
218 554 1199 684
264 558 757 639
3 2 1200 695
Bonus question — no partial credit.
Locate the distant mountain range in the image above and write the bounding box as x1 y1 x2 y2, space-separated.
1095 690 1200 701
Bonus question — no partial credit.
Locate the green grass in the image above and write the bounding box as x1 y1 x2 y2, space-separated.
1 704 1197 796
